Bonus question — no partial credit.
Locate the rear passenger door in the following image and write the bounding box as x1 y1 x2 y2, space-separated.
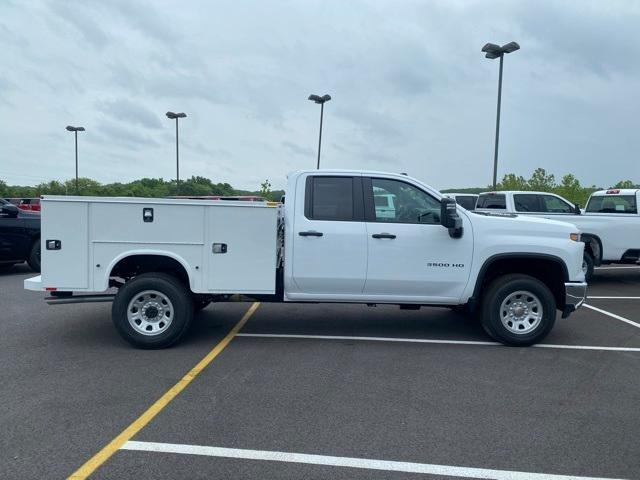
290 175 368 296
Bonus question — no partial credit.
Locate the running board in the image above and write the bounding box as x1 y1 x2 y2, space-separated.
45 294 115 305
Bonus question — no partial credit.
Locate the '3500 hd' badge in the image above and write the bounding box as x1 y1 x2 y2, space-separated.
427 262 465 268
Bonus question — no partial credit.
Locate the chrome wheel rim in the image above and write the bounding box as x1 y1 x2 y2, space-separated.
127 290 174 336
582 259 588 275
500 290 543 334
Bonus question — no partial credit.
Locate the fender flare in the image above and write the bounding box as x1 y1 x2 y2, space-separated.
102 249 194 291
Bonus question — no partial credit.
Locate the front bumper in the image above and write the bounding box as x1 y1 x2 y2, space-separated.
562 281 587 318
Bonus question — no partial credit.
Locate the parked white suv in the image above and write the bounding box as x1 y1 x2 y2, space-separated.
476 189 640 279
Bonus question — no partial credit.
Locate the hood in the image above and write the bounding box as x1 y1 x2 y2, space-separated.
470 211 578 237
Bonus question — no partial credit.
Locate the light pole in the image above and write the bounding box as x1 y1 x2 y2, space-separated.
65 125 85 194
308 94 331 169
166 111 187 191
482 41 520 189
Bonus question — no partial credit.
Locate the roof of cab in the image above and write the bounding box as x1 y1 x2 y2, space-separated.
590 188 639 196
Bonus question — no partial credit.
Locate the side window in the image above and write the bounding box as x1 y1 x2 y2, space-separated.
514 194 540 212
306 176 354 221
477 194 506 209
542 195 573 213
455 196 477 211
371 178 440 224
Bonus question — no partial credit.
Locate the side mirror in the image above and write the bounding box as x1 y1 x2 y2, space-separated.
574 203 581 215
440 197 463 238
0 204 19 218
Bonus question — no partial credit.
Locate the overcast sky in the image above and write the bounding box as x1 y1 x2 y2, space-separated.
1 0 639 191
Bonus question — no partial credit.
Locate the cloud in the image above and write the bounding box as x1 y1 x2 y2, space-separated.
282 141 314 157
0 1 638 190
96 98 162 129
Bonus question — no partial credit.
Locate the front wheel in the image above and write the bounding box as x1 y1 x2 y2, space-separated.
480 274 556 346
112 273 194 349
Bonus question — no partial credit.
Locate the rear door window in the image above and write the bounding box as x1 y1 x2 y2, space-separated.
455 195 477 210
477 194 506 209
306 176 356 221
586 195 637 214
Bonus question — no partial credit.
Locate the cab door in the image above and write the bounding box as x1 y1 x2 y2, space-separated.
290 175 367 296
362 177 473 302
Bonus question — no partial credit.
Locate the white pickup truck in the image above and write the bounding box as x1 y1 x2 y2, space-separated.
476 189 640 279
25 170 586 349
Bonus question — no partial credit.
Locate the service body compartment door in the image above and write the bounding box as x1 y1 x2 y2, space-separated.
207 205 277 293
291 175 367 295
41 200 89 290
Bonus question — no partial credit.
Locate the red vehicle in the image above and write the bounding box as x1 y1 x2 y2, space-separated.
4 198 41 212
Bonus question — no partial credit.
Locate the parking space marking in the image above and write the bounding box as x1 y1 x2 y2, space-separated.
588 296 640 300
121 440 625 480
68 302 260 480
237 333 640 352
584 304 640 329
595 266 640 270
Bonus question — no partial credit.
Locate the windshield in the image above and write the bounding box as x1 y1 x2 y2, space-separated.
586 195 637 214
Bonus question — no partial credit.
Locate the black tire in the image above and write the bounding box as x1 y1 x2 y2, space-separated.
582 252 594 282
480 274 556 346
112 272 194 349
27 240 41 272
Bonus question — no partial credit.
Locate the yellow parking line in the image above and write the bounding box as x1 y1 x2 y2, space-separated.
68 302 260 480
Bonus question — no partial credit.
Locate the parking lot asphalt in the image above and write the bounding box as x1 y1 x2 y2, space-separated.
1 263 639 479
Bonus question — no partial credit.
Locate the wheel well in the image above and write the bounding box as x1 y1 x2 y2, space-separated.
110 255 190 287
474 256 567 310
581 234 602 265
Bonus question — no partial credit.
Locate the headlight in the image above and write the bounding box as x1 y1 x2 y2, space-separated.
570 233 581 241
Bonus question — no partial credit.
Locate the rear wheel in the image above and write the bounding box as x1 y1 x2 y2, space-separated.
27 240 41 272
582 252 594 282
481 274 556 346
112 273 193 349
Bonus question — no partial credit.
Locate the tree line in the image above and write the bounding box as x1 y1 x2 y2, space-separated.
0 176 284 202
442 168 638 206
1 169 636 206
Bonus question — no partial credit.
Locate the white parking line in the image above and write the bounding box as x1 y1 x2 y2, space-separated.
122 440 625 480
595 266 640 270
583 304 640 329
588 296 640 300
236 333 640 352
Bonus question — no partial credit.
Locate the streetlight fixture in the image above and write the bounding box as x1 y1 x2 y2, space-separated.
482 41 520 189
65 125 85 194
308 94 331 169
166 111 187 190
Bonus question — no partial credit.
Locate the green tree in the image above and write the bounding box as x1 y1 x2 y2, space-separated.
259 179 272 199
614 180 635 189
496 173 528 191
528 168 556 191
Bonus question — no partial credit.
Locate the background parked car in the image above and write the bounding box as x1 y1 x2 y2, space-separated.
4 198 41 212
0 199 41 272
444 193 478 211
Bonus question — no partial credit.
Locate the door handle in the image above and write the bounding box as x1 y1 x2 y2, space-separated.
299 230 323 237
372 233 396 239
